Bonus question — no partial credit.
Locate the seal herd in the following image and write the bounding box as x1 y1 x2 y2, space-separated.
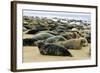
23 16 91 57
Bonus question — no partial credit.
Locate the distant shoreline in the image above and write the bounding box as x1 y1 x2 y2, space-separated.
23 10 91 21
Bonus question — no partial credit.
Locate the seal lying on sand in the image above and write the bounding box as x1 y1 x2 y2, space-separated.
36 41 72 56
56 38 87 50
23 32 55 46
45 35 67 43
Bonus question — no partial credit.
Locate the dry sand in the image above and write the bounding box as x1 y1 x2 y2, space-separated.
23 44 90 63
23 33 91 63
